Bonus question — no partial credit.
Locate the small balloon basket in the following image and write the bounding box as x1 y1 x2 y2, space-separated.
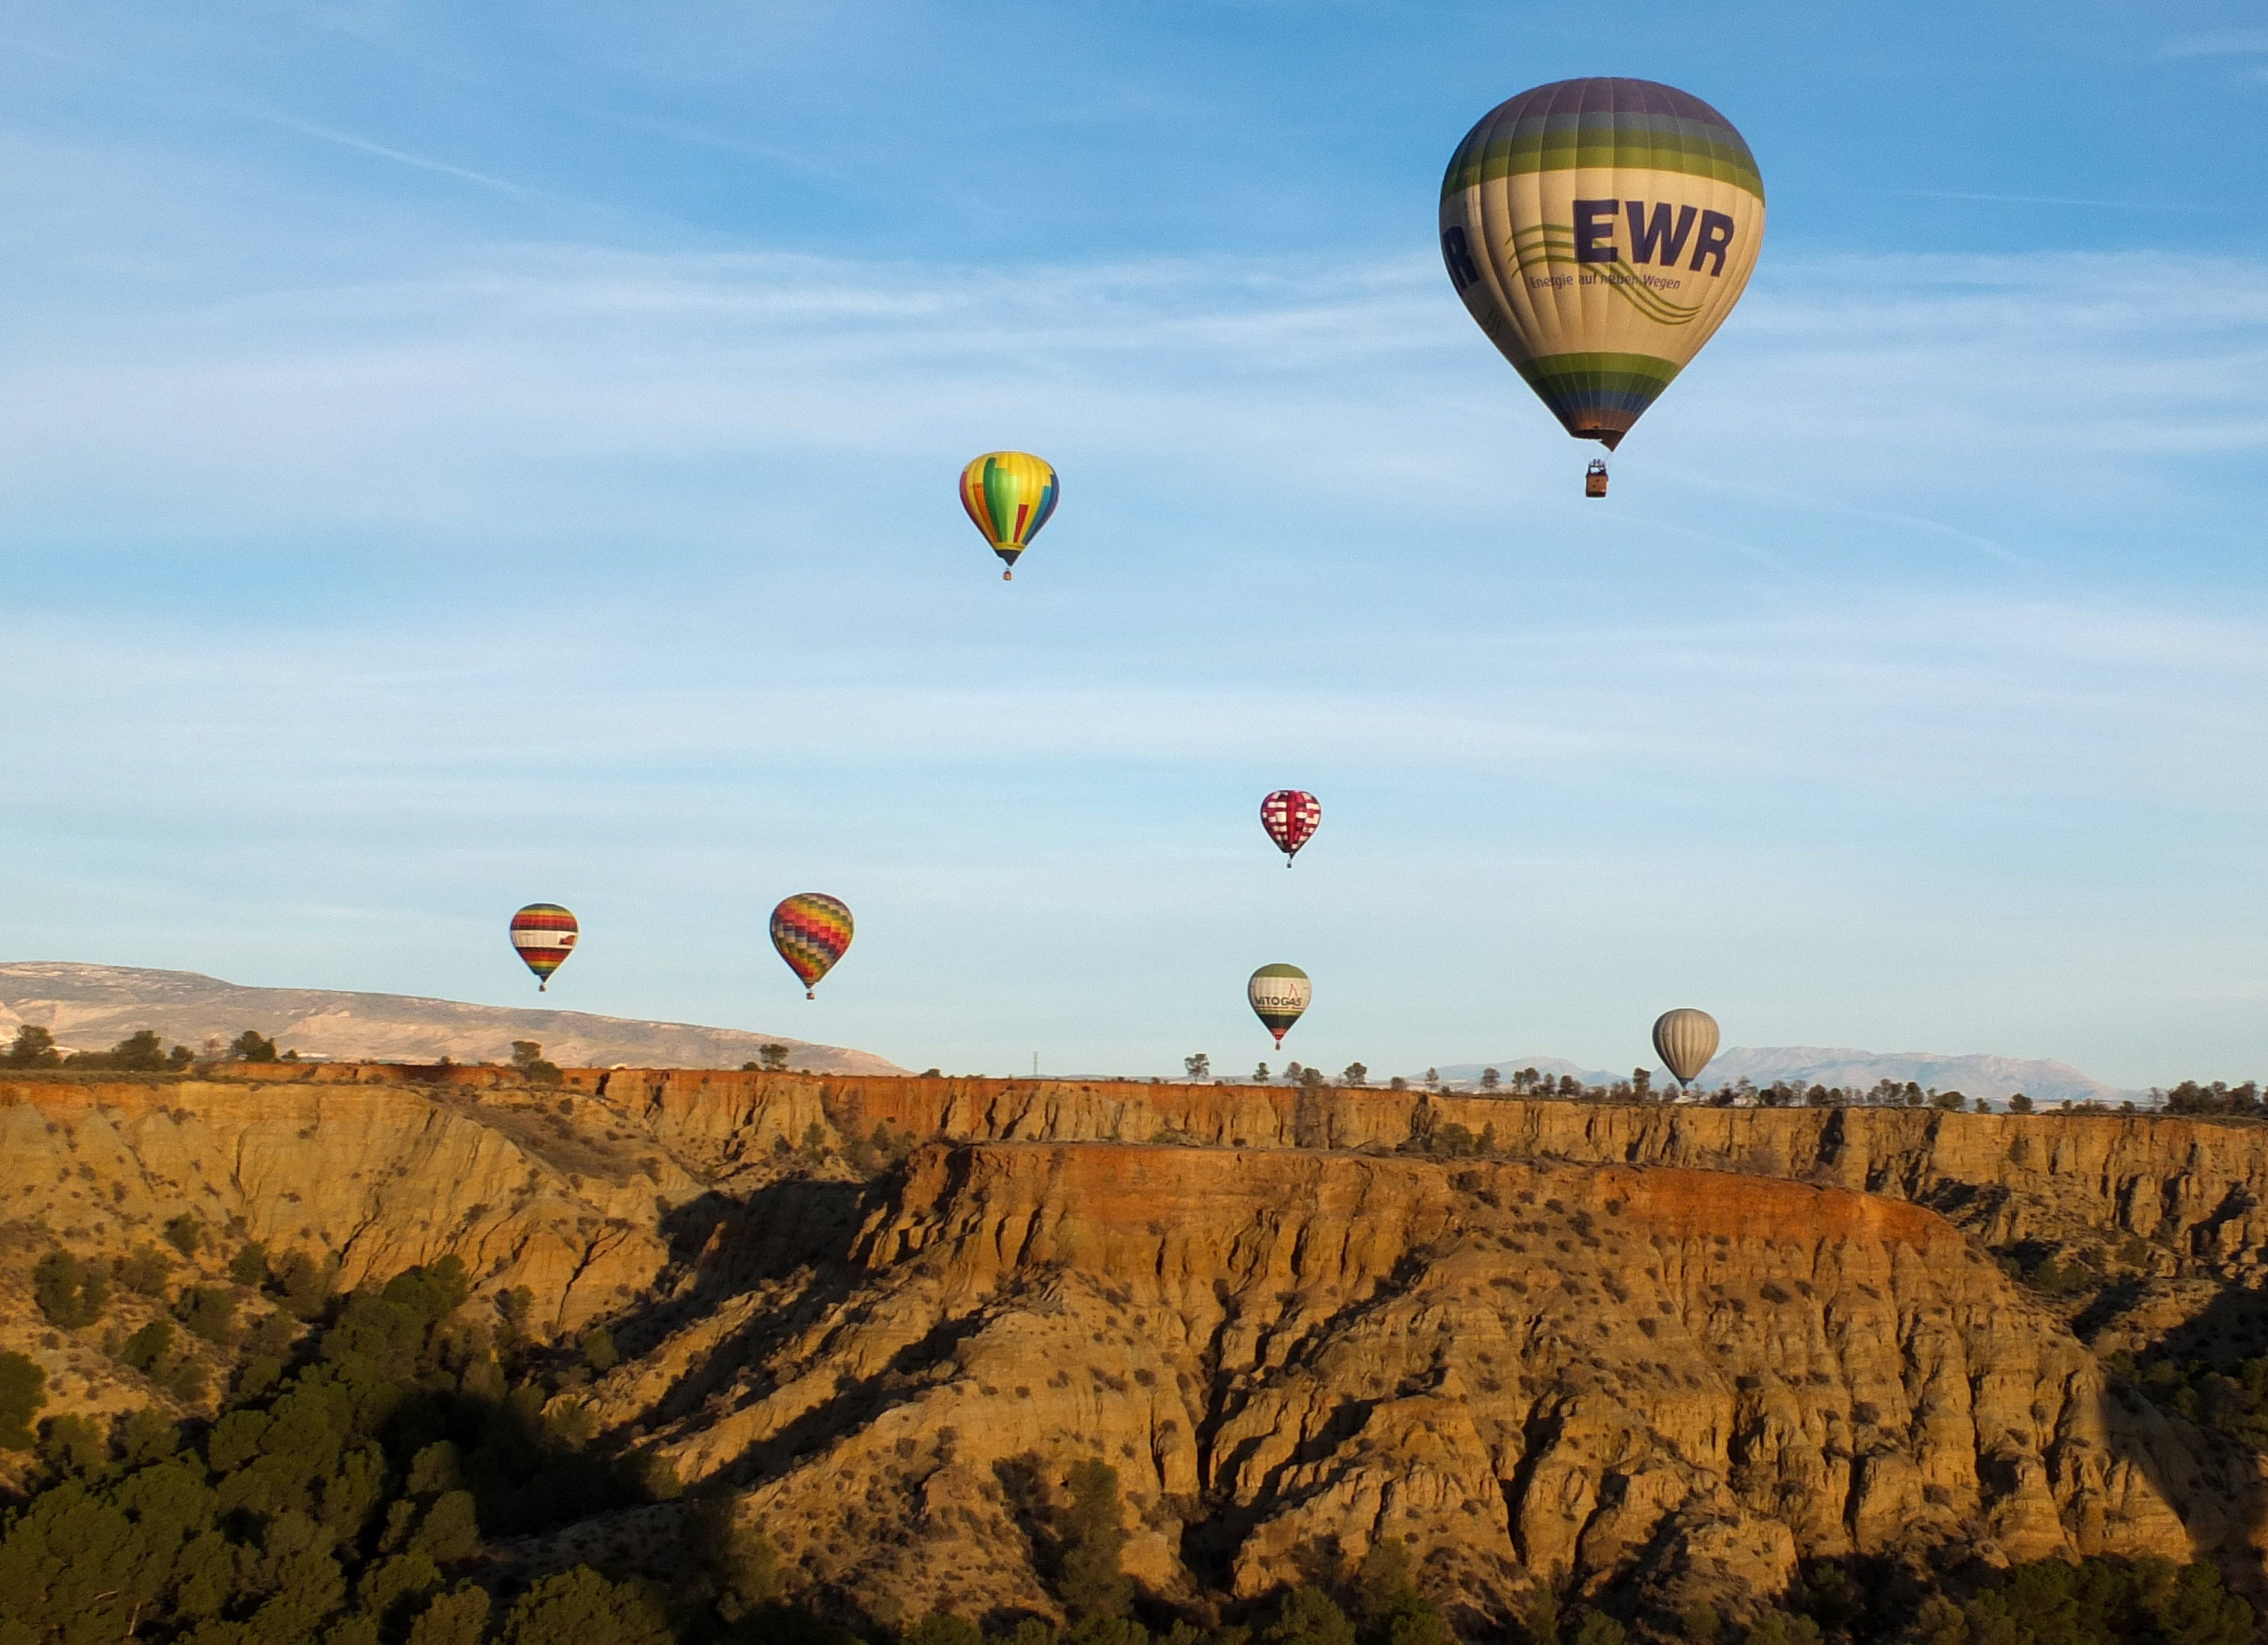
1585 458 1609 499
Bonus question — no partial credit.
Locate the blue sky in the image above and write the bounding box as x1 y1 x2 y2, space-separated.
1 1 2264 1085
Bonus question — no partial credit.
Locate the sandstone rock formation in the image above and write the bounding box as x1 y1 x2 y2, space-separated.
4 1066 2266 1624
603 1143 2229 1625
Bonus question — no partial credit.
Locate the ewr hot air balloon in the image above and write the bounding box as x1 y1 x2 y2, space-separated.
771 894 854 999
959 452 1060 581
1439 79 1764 495
509 903 578 992
1652 1008 1720 1089
1260 790 1321 867
1249 964 1312 1048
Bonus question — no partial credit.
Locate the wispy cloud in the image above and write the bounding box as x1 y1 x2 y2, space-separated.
2162 26 2268 55
230 110 551 203
1871 188 2203 212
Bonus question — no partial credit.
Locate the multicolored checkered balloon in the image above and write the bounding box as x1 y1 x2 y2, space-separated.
508 903 578 991
771 893 855 999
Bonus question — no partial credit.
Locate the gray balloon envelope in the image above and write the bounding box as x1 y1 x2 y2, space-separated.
1652 1008 1720 1086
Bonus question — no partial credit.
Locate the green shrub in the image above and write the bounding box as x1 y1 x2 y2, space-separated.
1267 1588 1356 1645
116 1245 172 1296
178 1285 239 1346
406 1587 491 1645
33 1250 108 1328
3 1025 61 1068
229 1241 270 1287
0 1352 45 1449
162 1214 203 1258
36 1412 107 1477
229 1030 279 1063
1057 1458 1132 1620
906 1617 986 1645
276 1249 336 1320
108 1030 169 1072
158 1353 209 1405
119 1317 176 1374
502 1568 672 1645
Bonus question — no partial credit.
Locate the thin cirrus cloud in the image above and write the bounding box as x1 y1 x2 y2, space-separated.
2161 27 2268 55
0 236 2258 565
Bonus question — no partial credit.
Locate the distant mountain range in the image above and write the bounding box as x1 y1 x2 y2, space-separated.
1436 1046 2136 1106
0 962 902 1074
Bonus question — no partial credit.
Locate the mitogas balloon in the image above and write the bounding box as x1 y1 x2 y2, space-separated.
1248 964 1312 1048
1440 79 1764 452
1652 1007 1720 1088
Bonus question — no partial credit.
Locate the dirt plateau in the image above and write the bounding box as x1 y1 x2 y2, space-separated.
7 1066 2268 1626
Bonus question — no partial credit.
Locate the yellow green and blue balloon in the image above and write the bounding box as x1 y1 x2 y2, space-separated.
959 452 1059 581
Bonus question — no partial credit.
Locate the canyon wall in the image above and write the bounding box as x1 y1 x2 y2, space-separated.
4 1066 2266 1620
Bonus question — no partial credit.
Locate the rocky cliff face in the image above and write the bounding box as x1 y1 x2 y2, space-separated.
574 1069 2268 1281
4 1067 2265 1623
599 1143 2234 1626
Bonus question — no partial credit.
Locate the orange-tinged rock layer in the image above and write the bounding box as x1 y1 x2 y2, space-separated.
551 1068 2268 1276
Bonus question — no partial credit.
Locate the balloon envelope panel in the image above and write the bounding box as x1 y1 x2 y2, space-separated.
1440 78 1764 449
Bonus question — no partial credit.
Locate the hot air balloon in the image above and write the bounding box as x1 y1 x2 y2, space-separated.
771 894 854 998
1652 1007 1720 1089
509 903 578 992
959 452 1060 580
1249 964 1311 1048
1439 79 1764 495
1261 790 1321 867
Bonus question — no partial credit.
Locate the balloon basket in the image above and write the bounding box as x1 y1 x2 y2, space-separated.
1003 569 1012 581
1585 458 1609 499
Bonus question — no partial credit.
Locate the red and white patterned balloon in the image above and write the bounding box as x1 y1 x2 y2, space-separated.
1260 790 1321 867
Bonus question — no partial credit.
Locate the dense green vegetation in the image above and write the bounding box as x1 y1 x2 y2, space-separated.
2109 1350 2268 1453
0 1257 686 1645
2162 1083 2265 1118
1690 1554 2254 1645
2 1024 196 1072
